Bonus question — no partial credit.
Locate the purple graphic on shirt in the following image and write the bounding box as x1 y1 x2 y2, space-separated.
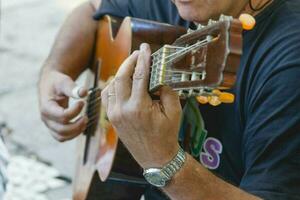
200 137 223 170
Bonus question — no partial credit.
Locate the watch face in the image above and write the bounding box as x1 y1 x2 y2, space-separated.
143 168 167 187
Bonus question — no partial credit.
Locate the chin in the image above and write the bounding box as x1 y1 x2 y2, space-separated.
177 5 212 23
177 8 210 23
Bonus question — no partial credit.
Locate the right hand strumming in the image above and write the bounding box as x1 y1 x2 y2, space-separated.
39 70 88 142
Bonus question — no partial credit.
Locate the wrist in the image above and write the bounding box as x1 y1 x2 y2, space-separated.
141 144 181 169
143 146 186 188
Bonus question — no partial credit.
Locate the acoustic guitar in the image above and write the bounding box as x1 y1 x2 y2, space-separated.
73 15 243 200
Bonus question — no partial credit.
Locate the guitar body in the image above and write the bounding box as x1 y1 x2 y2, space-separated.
73 15 186 200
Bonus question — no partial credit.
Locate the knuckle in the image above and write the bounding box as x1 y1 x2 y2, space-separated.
40 106 49 117
133 71 145 80
108 111 121 124
114 75 125 82
52 133 67 142
59 115 69 124
54 125 68 137
40 114 48 125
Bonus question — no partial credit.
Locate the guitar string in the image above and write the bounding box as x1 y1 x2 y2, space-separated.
85 76 207 128
85 71 204 108
85 54 207 107
85 83 211 129
151 35 214 62
86 113 101 129
83 37 216 126
85 66 207 108
84 36 213 100
84 41 209 106
151 38 211 68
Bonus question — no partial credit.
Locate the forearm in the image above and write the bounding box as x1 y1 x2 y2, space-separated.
163 154 261 200
42 1 100 80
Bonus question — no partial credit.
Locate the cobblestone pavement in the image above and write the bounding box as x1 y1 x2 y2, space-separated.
0 0 86 199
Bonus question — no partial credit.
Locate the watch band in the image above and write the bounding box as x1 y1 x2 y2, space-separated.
161 147 186 180
143 147 186 187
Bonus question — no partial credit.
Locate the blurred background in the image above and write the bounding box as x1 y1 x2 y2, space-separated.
0 0 87 199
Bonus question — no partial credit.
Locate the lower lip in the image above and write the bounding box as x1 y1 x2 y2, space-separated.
176 0 193 2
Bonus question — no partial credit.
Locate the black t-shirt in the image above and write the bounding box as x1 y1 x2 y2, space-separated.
94 1 300 200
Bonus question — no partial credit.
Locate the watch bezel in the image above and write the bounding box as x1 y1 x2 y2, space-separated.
143 168 168 187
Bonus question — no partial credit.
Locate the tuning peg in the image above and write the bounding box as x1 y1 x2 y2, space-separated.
197 24 205 30
208 19 217 25
218 92 235 103
219 14 232 22
209 96 222 106
187 28 194 33
196 95 210 104
206 35 214 42
212 89 222 95
239 13 256 30
212 89 235 104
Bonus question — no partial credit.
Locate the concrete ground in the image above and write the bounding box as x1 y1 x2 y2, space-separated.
0 0 87 199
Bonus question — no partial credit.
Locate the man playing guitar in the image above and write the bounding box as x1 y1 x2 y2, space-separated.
39 0 300 199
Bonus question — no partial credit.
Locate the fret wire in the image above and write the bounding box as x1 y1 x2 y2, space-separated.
86 113 101 128
82 37 216 123
85 96 101 109
86 72 204 107
152 68 203 75
151 45 193 66
84 38 213 95
155 74 204 78
86 98 102 112
85 120 97 130
86 112 108 130
163 75 204 79
150 38 211 68
87 106 100 118
162 80 204 84
151 46 196 67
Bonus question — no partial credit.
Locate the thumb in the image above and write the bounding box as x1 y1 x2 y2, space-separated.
55 76 88 99
160 86 181 116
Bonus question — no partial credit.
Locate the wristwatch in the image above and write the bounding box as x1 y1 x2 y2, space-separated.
143 147 186 187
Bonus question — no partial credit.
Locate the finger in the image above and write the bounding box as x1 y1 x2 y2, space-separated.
41 100 85 124
159 86 181 116
107 81 116 111
101 86 109 110
72 86 88 99
131 43 152 102
114 51 139 103
101 86 108 108
55 76 88 99
46 116 88 142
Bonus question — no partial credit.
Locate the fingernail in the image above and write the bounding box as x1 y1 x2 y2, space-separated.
79 87 88 97
72 86 83 99
140 43 148 51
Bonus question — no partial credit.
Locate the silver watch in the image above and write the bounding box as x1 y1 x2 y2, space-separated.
143 147 186 187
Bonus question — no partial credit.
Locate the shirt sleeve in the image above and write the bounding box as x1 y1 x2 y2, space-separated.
93 0 130 20
239 25 300 200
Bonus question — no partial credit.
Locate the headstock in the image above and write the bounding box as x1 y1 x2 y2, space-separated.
149 14 244 105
